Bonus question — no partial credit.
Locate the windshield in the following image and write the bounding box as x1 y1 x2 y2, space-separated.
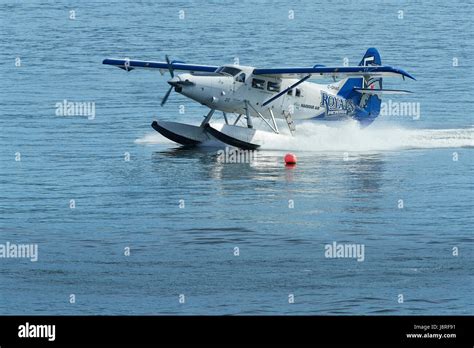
216 66 242 76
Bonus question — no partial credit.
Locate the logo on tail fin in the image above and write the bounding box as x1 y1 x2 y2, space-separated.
359 47 382 66
362 56 375 66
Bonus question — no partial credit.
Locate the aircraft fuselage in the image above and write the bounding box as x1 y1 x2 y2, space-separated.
169 65 355 121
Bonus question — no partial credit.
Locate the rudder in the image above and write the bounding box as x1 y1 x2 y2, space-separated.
356 48 383 125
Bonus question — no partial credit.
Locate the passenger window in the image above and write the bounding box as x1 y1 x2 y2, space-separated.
236 73 246 83
295 88 302 97
252 78 265 90
267 81 281 92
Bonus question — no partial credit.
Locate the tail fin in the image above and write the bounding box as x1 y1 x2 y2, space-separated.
359 47 382 67
330 48 413 126
355 48 383 125
359 47 383 90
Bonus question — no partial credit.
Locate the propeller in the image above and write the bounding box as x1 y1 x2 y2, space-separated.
166 54 174 78
161 55 175 107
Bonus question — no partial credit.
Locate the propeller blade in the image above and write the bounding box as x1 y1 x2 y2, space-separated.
165 55 174 78
161 85 173 107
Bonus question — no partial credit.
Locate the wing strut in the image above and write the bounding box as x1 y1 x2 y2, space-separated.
262 75 311 107
246 102 279 134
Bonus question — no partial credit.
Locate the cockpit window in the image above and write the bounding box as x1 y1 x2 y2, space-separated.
235 73 246 83
216 66 242 76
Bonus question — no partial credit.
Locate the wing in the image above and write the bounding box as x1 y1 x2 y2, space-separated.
253 65 416 80
102 58 219 73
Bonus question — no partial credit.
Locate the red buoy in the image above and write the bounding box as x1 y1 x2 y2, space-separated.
284 153 297 165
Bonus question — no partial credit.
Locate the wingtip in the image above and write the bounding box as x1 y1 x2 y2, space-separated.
402 70 416 81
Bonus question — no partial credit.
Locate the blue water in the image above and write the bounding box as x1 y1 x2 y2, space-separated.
0 0 473 315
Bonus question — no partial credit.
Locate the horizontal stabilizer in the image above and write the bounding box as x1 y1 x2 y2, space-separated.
353 88 413 95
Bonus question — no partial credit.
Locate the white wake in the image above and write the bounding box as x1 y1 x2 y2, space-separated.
135 120 474 152
260 121 474 151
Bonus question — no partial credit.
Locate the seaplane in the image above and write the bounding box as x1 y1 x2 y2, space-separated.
103 48 415 149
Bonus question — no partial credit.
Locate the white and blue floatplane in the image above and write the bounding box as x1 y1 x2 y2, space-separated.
103 48 415 149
